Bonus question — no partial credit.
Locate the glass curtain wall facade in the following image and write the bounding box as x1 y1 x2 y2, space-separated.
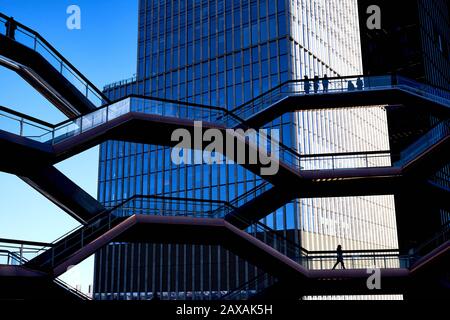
358 0 450 238
417 0 450 90
289 0 397 253
417 0 450 226
94 0 398 300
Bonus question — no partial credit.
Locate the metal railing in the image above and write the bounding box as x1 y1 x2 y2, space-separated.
0 96 242 144
0 239 52 265
228 181 273 208
0 106 54 142
409 221 450 262
0 12 109 107
0 99 393 173
103 75 137 91
301 249 409 270
220 273 277 300
0 75 443 173
395 119 450 167
0 248 42 265
397 76 450 108
50 95 244 144
230 75 450 122
0 243 91 300
109 194 309 267
22 192 447 279
26 192 307 273
297 150 392 170
26 195 236 270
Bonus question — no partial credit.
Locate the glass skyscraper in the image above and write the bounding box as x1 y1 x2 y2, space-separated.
358 0 450 238
94 0 398 300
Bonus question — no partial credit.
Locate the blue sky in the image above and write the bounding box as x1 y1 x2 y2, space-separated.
0 0 138 294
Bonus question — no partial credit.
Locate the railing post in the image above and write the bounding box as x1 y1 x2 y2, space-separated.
79 116 83 134
19 244 24 264
19 119 24 136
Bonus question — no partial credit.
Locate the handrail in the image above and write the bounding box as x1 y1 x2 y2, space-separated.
26 191 429 274
28 193 311 272
411 221 450 256
395 119 450 167
297 150 391 158
105 194 232 210
0 94 244 130
230 74 386 114
44 194 232 249
27 194 246 271
53 278 92 300
0 75 442 165
0 96 393 171
303 248 400 255
230 74 450 116
228 181 272 207
104 75 137 91
0 105 56 128
0 239 52 265
0 94 335 174
0 12 110 104
33 194 238 261
53 93 243 128
0 248 91 300
220 273 273 300
0 238 54 247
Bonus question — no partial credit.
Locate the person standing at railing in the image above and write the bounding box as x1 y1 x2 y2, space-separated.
332 245 346 270
5 17 17 40
313 75 320 93
347 80 355 92
356 77 364 90
322 74 329 93
304 75 311 94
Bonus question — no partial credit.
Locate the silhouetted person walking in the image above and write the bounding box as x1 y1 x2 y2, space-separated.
5 17 17 40
332 245 345 270
313 75 320 93
322 74 329 93
356 77 364 90
304 75 311 94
